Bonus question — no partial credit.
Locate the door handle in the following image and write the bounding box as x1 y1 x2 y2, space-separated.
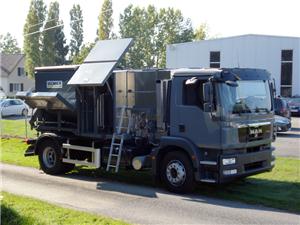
179 124 185 132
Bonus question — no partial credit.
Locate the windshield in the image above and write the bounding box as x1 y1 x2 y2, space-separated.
218 80 271 114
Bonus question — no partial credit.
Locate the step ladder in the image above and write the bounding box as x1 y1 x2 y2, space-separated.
106 106 132 172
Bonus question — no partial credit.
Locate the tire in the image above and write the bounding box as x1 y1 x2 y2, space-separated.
22 108 28 116
160 151 196 193
38 139 74 175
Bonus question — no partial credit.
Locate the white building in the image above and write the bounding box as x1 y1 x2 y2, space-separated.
0 53 34 97
166 34 300 97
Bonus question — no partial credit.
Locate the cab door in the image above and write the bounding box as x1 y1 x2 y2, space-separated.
170 77 221 149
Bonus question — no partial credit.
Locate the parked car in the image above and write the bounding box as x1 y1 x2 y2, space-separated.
0 89 6 99
274 97 291 119
0 99 29 117
288 97 300 116
274 115 291 132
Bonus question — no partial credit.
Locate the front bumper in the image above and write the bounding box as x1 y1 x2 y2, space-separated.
218 149 275 183
198 147 275 183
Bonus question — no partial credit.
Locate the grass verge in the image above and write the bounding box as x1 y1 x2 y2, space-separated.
0 138 39 168
1 138 300 213
0 192 129 225
1 118 36 139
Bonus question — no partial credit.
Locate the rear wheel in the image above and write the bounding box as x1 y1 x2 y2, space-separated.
38 139 74 174
160 151 195 193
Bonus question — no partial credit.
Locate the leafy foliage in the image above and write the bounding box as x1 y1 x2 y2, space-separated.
98 0 113 40
41 1 68 66
194 23 208 40
0 33 21 54
69 4 83 59
23 0 46 77
72 42 95 64
119 5 194 68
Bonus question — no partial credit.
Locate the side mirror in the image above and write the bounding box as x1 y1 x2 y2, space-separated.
203 82 213 112
203 82 212 103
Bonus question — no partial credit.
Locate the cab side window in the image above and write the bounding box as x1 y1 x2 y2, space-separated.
182 78 206 109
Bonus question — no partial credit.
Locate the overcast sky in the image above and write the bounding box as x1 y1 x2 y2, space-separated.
0 0 299 48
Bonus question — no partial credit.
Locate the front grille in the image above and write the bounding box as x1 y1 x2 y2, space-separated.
238 124 271 142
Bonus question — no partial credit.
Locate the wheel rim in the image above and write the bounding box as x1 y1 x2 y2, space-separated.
166 160 186 187
42 147 56 168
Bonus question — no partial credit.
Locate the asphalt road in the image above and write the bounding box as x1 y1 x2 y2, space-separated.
2 163 299 225
274 117 300 158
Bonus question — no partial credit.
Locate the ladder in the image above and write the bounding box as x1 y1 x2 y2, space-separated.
106 106 132 172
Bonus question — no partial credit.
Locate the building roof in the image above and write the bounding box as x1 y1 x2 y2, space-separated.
169 34 300 47
0 53 25 77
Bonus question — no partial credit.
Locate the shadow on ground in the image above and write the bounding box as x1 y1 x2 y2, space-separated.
291 127 300 132
187 178 300 213
0 204 38 225
59 166 300 213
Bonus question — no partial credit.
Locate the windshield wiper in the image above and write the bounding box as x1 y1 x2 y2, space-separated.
232 102 251 114
254 107 270 113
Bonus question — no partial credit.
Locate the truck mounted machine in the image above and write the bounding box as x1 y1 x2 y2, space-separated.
17 38 276 193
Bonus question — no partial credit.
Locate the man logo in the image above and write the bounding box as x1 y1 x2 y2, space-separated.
249 128 263 137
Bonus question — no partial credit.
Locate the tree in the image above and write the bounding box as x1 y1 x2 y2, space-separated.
0 33 21 54
194 23 208 41
98 0 113 40
119 5 194 68
156 8 194 67
54 24 68 65
69 4 83 59
119 5 148 68
23 0 46 77
41 1 68 66
72 42 95 64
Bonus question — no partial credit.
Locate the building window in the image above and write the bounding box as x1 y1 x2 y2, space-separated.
280 50 293 97
9 83 23 92
210 51 220 68
17 67 25 76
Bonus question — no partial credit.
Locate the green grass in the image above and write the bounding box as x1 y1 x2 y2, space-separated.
0 138 39 168
197 158 300 213
1 119 36 138
1 138 300 213
0 192 129 225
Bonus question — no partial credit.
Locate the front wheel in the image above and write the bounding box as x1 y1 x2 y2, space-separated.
38 139 74 175
160 151 195 193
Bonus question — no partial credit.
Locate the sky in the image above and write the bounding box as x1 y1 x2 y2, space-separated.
0 0 299 48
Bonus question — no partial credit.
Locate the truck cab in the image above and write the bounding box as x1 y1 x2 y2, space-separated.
154 68 275 191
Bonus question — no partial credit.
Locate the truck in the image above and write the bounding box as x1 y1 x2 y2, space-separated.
17 38 276 193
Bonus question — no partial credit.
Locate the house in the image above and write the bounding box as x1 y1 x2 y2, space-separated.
0 53 34 97
166 34 300 97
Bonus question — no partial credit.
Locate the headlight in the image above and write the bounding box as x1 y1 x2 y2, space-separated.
222 158 236 165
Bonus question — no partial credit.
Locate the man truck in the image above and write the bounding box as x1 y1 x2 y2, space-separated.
17 38 275 193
